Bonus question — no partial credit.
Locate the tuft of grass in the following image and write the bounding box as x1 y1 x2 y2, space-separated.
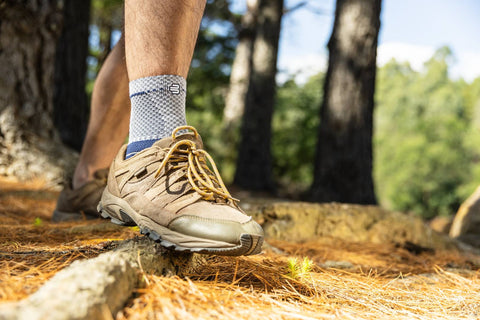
286 256 314 280
33 217 43 227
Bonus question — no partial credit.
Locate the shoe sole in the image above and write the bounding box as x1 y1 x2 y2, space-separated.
97 190 263 256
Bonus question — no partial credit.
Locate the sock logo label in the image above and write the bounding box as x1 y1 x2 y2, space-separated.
169 83 181 95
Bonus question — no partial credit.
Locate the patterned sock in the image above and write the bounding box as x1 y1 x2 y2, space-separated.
126 75 187 159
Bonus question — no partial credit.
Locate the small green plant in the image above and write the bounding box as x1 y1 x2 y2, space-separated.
33 217 43 227
286 257 314 280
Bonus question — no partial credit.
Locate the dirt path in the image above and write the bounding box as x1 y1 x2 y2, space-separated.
1 178 479 319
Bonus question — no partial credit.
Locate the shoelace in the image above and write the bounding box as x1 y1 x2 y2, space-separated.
154 126 239 205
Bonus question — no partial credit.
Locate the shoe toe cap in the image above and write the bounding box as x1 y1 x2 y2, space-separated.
168 215 264 245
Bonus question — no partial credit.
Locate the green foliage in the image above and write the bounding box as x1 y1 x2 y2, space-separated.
87 0 123 96
272 74 323 191
91 0 123 25
374 47 480 218
33 217 43 227
271 47 480 218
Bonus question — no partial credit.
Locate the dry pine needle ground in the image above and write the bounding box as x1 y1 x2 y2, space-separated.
0 178 138 301
117 249 480 320
1 177 480 319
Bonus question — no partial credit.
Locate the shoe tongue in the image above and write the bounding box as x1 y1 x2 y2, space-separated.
152 136 174 149
151 133 204 149
172 132 204 149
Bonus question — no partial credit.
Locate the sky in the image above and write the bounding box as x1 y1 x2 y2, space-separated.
106 1 480 84
269 0 480 83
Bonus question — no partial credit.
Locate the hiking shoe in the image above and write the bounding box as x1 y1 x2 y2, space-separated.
52 169 108 222
98 126 264 256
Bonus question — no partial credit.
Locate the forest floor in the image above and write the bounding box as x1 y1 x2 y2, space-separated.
1 178 480 319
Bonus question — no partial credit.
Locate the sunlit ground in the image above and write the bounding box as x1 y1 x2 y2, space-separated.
1 177 479 319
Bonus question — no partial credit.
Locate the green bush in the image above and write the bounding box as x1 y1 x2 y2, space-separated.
272 74 323 191
374 47 480 218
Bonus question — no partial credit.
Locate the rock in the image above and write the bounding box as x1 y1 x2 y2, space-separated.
0 237 202 320
248 202 457 250
450 185 480 247
429 216 453 234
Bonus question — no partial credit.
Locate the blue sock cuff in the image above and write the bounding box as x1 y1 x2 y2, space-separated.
125 139 157 159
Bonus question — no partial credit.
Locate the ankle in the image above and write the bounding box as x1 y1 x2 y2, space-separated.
126 75 187 158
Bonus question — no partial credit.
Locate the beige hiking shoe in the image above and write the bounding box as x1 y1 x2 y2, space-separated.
98 126 264 256
52 169 108 222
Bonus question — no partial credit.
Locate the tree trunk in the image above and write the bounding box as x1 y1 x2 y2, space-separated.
0 0 77 183
233 0 283 191
309 0 381 204
53 0 91 151
223 0 258 132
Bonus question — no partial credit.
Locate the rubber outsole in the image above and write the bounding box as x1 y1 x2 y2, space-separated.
98 203 263 256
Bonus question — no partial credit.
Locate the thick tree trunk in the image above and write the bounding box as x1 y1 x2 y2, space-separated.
0 0 77 183
234 0 283 191
223 0 258 131
53 0 91 151
309 0 381 204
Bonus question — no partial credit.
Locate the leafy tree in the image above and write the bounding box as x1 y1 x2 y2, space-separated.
374 47 480 218
90 0 123 69
272 74 323 192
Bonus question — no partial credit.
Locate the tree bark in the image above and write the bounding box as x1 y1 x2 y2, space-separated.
309 0 381 204
223 0 258 131
53 0 91 151
0 0 77 183
233 0 283 191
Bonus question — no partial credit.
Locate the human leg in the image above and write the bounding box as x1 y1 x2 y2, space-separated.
123 0 205 158
98 0 264 255
53 37 130 222
124 0 203 79
73 36 130 189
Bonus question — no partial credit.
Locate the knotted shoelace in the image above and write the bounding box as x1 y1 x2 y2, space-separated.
154 126 239 205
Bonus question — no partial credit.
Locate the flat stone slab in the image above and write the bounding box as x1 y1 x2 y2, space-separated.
249 202 459 250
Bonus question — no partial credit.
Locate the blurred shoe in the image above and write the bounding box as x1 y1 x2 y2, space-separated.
98 126 264 256
52 169 108 222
